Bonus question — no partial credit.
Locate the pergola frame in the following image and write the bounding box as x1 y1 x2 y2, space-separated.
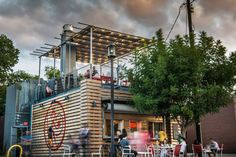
31 22 151 79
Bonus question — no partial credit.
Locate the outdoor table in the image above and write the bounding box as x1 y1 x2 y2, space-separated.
203 149 211 157
160 146 173 149
137 151 152 157
159 146 173 157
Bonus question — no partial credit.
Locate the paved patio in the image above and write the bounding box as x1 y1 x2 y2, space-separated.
221 154 236 157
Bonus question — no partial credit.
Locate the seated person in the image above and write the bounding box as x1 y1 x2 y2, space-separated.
207 138 219 157
84 69 90 79
119 132 137 157
84 66 98 79
68 134 80 153
92 66 98 77
160 139 169 157
116 130 123 143
179 136 187 157
46 82 53 96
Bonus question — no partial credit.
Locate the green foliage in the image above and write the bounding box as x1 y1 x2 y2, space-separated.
0 85 6 116
0 34 20 116
128 30 236 131
0 34 20 84
0 34 38 116
44 66 60 79
7 70 38 85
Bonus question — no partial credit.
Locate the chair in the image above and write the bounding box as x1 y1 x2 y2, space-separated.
192 144 203 157
153 144 161 157
122 146 134 157
91 145 102 157
218 144 224 157
173 144 182 157
63 144 76 157
147 146 154 157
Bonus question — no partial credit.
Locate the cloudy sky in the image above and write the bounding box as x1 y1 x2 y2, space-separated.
0 0 236 76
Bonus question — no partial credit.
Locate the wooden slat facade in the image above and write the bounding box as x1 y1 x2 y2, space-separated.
32 79 103 156
32 79 179 156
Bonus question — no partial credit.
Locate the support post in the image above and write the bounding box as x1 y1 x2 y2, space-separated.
110 57 115 157
37 56 42 100
53 49 56 94
187 0 194 46
89 27 93 79
68 42 71 89
187 0 202 144
116 59 120 86
53 49 56 79
38 56 42 85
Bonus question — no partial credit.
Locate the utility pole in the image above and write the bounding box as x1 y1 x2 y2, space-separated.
186 0 202 144
187 0 194 46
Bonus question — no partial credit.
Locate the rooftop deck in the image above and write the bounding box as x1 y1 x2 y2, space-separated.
31 22 151 102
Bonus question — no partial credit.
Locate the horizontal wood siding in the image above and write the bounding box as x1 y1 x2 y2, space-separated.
31 79 180 156
32 80 103 156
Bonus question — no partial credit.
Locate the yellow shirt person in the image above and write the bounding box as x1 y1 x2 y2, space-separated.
159 130 167 142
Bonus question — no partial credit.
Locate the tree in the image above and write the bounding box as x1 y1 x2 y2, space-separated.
0 34 20 84
44 66 60 80
127 30 236 136
0 34 38 116
0 85 6 116
0 34 20 116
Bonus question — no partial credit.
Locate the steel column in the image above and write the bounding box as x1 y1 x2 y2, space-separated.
110 57 115 157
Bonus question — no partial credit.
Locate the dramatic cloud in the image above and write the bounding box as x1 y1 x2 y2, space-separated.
112 0 169 27
0 0 235 75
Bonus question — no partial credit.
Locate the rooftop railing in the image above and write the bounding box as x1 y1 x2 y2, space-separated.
35 63 130 102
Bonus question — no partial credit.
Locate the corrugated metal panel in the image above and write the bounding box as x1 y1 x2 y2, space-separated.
0 116 4 150
4 85 17 150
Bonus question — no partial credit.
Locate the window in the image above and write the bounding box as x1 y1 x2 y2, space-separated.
129 120 138 133
105 119 123 137
172 124 179 140
148 122 163 139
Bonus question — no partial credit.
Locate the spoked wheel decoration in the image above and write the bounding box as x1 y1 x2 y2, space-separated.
44 101 66 150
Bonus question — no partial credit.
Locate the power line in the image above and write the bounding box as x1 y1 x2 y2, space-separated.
165 3 186 41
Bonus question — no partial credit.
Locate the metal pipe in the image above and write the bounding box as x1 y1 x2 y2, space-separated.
36 49 48 52
68 42 71 89
54 37 61 40
30 53 41 56
69 42 71 73
53 49 56 79
110 57 115 157
7 144 23 157
38 57 41 85
45 43 56 47
30 104 33 131
40 47 51 49
33 51 44 54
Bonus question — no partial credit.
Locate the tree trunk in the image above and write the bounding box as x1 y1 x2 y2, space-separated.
195 119 202 143
181 126 187 138
166 114 171 143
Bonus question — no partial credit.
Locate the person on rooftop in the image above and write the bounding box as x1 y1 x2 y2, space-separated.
92 66 98 77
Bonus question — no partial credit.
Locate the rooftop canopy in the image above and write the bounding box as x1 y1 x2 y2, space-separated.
31 22 152 65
